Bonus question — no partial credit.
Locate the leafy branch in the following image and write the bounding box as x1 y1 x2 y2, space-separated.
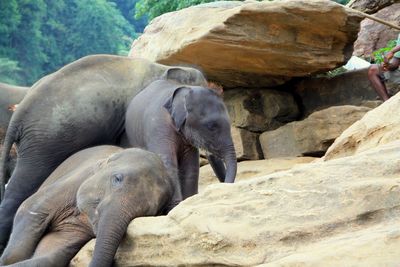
372 39 397 64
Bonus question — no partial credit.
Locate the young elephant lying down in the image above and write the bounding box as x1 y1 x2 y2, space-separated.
0 146 174 267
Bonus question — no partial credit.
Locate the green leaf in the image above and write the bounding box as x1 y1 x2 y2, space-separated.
372 39 397 64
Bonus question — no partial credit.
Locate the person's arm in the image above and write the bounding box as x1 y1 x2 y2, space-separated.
393 45 400 54
385 45 400 62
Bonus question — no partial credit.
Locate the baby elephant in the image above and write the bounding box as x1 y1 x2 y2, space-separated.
0 146 173 267
124 79 237 208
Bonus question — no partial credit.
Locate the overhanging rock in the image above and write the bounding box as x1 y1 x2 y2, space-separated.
129 0 363 88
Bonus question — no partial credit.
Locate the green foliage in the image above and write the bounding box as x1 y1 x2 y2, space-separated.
11 0 47 84
135 0 226 20
372 39 397 64
0 57 22 85
66 0 134 59
0 0 139 85
0 0 20 56
111 0 148 32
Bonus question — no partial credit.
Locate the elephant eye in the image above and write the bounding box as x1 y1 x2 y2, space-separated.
205 121 218 131
112 173 124 186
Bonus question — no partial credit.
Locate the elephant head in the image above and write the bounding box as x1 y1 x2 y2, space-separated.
76 148 173 267
164 85 237 183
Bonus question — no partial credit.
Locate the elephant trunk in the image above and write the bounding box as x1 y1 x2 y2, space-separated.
89 210 131 267
222 143 237 183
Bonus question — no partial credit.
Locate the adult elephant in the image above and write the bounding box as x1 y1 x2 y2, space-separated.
125 80 237 203
0 83 28 178
0 146 173 267
0 54 206 253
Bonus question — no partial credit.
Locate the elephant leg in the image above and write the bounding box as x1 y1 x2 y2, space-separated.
162 166 182 213
206 154 226 183
179 147 200 199
33 227 92 267
2 229 92 267
0 158 59 254
0 203 49 265
146 140 184 213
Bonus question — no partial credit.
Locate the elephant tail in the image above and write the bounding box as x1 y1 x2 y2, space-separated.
0 124 17 203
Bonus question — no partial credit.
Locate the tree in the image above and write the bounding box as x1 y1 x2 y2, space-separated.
111 0 148 32
11 0 47 84
40 0 69 74
0 0 21 57
0 57 22 85
0 0 137 85
67 0 135 59
135 0 217 20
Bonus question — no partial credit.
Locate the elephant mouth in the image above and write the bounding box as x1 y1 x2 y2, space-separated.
193 138 220 156
206 149 222 159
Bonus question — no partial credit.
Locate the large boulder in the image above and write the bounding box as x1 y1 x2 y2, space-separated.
129 0 363 88
224 88 299 132
231 126 263 160
72 140 400 266
324 91 400 160
353 3 400 58
347 0 399 14
294 68 379 116
259 105 370 158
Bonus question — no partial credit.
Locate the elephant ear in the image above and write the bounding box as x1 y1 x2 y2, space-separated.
163 87 189 131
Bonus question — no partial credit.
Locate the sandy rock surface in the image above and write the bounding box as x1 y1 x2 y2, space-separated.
71 139 400 266
129 0 362 88
258 219 400 266
198 157 316 191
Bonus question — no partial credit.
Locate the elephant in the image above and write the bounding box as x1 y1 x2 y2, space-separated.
0 145 174 267
0 83 28 178
124 79 237 204
0 54 206 253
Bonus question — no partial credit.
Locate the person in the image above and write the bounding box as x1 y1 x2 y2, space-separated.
368 34 400 101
